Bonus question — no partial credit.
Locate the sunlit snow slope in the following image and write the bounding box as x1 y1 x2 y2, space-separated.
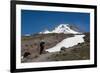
46 35 85 52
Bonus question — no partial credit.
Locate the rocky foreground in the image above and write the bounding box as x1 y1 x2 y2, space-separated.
21 33 90 63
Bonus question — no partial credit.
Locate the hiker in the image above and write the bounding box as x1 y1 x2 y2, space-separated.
40 40 45 55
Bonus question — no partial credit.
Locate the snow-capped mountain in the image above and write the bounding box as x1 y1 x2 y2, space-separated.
39 24 80 34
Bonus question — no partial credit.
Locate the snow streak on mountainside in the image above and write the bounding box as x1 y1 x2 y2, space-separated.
23 34 31 36
39 24 80 34
46 35 85 52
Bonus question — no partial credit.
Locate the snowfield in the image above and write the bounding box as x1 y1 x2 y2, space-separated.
46 35 85 52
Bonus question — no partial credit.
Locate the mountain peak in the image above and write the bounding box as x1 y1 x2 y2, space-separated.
39 24 80 34
58 24 69 27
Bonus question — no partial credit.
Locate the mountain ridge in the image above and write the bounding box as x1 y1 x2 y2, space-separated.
39 24 81 34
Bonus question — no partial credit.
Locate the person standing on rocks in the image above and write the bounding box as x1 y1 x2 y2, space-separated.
40 40 45 55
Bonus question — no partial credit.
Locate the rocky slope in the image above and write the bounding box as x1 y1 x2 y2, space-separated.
21 33 74 62
21 32 90 63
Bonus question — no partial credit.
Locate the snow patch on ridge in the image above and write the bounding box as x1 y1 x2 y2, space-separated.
46 34 85 52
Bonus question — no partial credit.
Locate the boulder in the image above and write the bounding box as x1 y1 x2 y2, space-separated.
60 47 66 51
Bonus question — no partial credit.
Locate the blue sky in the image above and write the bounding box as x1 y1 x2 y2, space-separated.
21 10 90 35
